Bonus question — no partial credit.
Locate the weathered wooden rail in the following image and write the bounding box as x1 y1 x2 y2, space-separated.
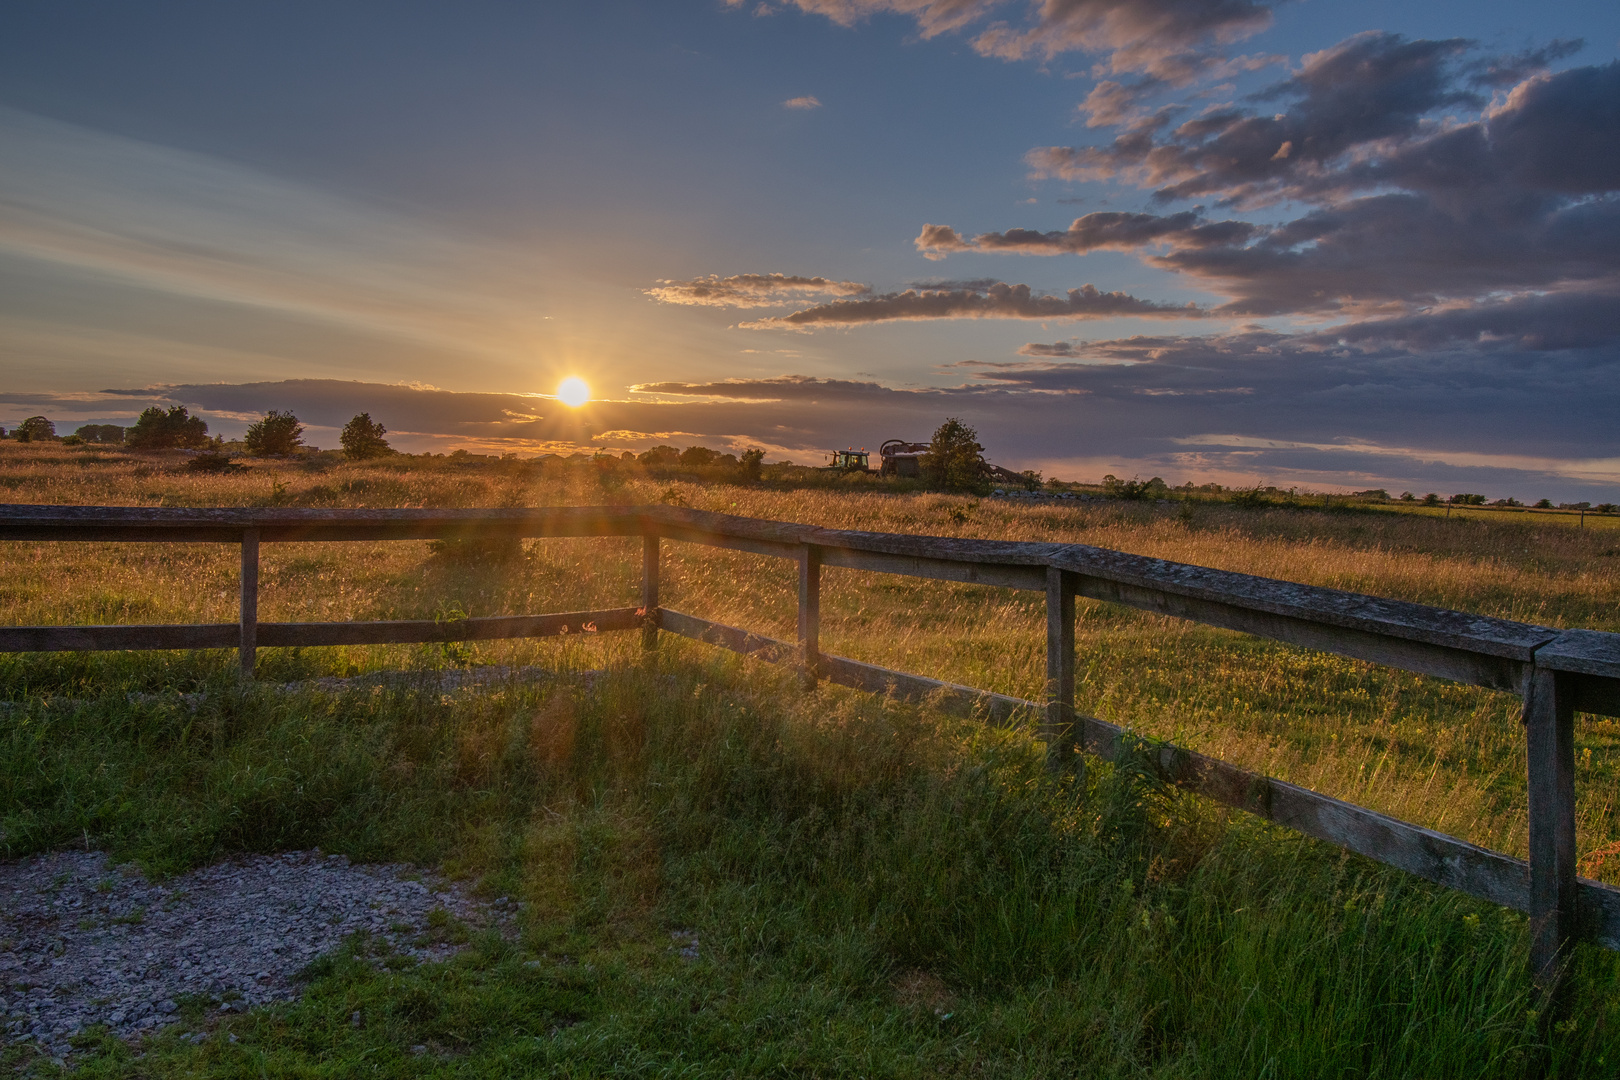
2 503 1618 991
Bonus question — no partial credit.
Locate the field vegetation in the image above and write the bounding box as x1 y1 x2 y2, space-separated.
1 440 1619 1075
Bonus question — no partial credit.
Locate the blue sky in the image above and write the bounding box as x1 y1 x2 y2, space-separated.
2 1 1618 499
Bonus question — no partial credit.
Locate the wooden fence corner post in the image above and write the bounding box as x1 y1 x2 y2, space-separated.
239 527 260 679
641 533 660 651
1524 663 1578 999
1045 565 1076 767
798 544 821 688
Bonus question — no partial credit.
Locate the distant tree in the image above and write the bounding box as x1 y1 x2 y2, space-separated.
1448 493 1486 505
679 446 719 469
1598 504 1618 515
637 445 680 467
1534 498 1554 509
74 424 125 445
1399 491 1416 502
921 417 985 492
1422 493 1441 506
739 448 765 482
1019 469 1044 492
127 406 209 450
15 416 55 443
339 413 392 459
244 410 304 456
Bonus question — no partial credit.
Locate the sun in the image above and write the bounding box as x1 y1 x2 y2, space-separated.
556 376 590 407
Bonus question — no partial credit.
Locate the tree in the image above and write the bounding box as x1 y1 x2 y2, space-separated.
244 410 304 456
126 406 209 450
74 424 125 445
921 417 984 492
739 448 765 482
679 446 719 468
339 413 392 459
16 416 55 443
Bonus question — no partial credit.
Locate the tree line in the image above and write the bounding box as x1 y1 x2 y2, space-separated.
0 408 396 463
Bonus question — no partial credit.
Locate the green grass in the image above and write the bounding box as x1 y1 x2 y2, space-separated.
4 642 1619 1077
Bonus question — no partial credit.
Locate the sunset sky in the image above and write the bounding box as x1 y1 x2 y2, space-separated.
2 1 1618 499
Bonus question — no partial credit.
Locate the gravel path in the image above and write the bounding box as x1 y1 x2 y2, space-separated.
0 849 508 1056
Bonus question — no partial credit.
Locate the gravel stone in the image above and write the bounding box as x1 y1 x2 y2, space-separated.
0 849 509 1054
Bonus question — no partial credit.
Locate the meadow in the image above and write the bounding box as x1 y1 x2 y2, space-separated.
1 440 1618 1076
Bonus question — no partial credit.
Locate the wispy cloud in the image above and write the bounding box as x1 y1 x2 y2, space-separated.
740 281 1205 328
782 95 823 109
646 273 868 307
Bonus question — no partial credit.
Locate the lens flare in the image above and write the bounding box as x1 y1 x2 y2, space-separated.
557 377 590 407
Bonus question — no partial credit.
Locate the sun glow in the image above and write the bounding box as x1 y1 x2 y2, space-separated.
556 376 590 407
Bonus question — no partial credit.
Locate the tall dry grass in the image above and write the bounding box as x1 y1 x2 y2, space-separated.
2 441 1618 879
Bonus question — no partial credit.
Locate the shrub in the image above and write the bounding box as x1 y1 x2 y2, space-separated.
339 413 392 460
185 452 242 474
1422 493 1442 506
679 446 719 469
127 406 209 450
244 410 304 456
1105 474 1169 501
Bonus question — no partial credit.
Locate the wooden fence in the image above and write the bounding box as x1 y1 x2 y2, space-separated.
2 503 1619 990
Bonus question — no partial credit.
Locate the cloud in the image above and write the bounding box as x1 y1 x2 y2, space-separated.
739 280 1205 327
915 211 1255 258
631 375 898 400
646 273 870 308
928 44 1620 318
782 95 823 109
730 0 1276 83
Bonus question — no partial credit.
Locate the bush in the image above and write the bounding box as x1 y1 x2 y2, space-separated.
185 452 242 474
339 413 392 460
1104 474 1169 501
1535 498 1553 509
679 446 719 469
1449 493 1486 505
245 410 304 456
127 406 209 450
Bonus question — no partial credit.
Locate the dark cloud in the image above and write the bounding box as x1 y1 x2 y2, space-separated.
1027 32 1480 203
930 42 1620 318
740 281 1205 327
917 211 1256 258
646 273 870 308
1464 39 1584 88
1018 342 1083 357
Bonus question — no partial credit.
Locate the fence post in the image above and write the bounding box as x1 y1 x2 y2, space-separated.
1045 566 1076 766
798 544 821 687
641 533 660 651
239 527 259 679
1524 664 1578 996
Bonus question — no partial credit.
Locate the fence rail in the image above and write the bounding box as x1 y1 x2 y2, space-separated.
2 503 1618 990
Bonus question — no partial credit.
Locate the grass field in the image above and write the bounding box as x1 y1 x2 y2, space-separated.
2 441 1619 1076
